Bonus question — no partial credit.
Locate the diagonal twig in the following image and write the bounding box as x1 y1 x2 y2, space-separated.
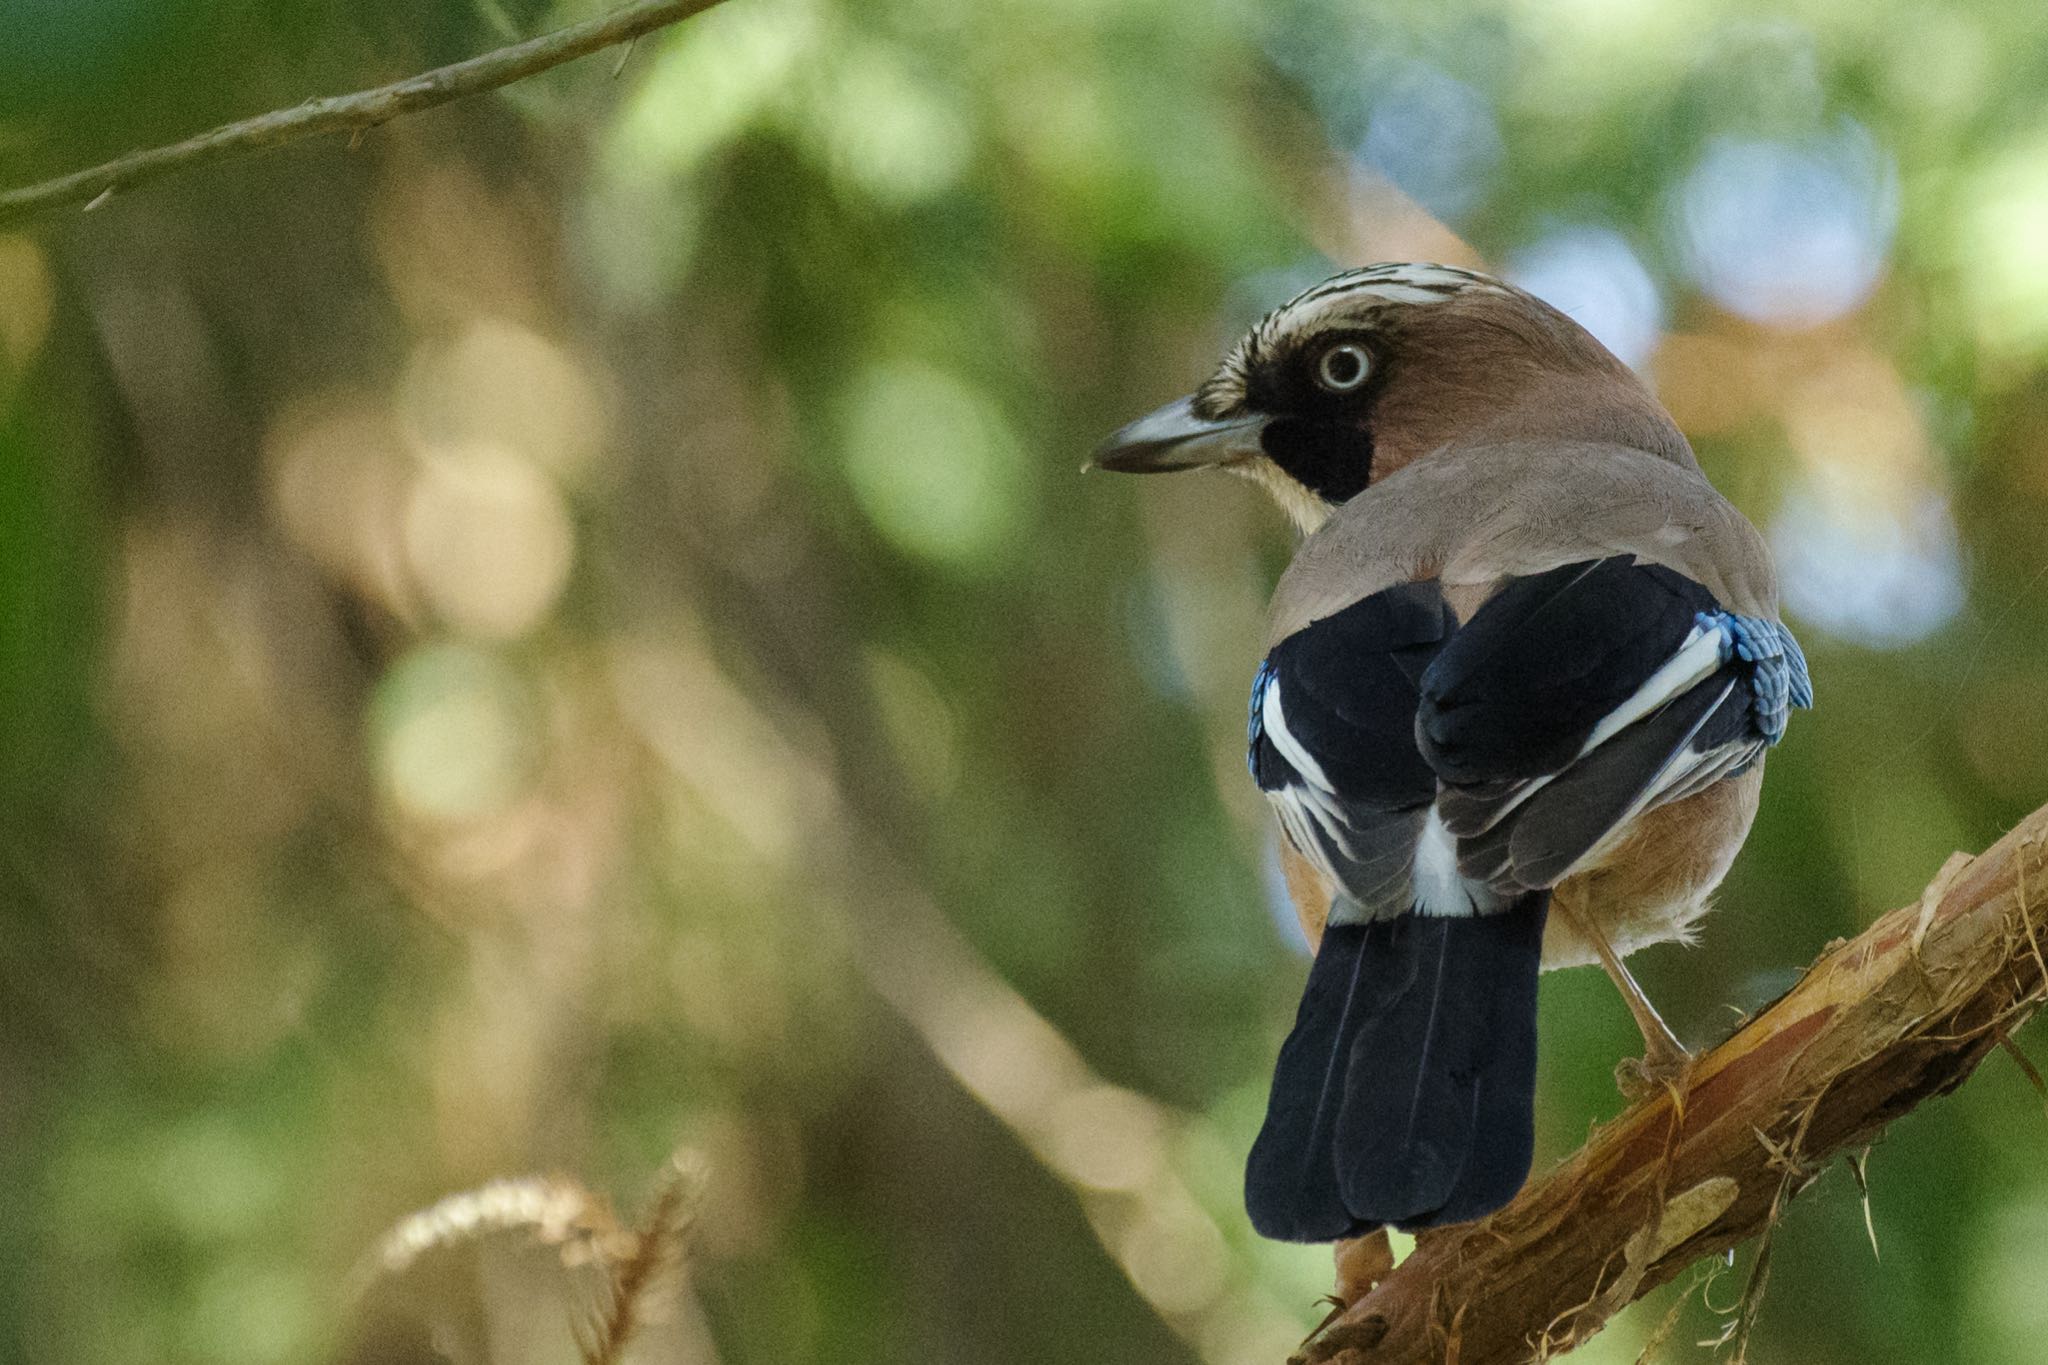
0 0 731 229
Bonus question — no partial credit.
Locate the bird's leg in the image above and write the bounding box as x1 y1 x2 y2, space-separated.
1301 1230 1395 1355
1555 900 1690 1092
1332 1228 1394 1306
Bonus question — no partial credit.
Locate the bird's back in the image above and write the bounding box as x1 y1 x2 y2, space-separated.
1266 438 1796 969
1269 439 1782 646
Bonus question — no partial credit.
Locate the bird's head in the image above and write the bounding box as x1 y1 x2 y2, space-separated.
1093 263 1682 533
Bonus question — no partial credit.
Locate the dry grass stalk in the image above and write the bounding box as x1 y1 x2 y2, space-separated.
1298 800 2048 1365
363 1174 634 1286
577 1148 711 1365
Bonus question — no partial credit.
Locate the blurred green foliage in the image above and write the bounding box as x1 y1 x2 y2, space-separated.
6 1 2048 1362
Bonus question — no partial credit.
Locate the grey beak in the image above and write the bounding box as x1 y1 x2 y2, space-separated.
1090 396 1264 473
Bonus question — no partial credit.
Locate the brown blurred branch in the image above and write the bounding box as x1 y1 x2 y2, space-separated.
0 0 729 229
1304 804 2048 1365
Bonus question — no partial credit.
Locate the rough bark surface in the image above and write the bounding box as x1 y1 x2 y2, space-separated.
1302 805 2048 1364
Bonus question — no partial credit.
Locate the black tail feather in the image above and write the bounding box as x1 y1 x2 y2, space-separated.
1245 895 1547 1241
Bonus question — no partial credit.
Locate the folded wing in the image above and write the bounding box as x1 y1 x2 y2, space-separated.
1244 556 1810 1239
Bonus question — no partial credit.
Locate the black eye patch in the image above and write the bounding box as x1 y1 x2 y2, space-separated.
1260 416 1373 503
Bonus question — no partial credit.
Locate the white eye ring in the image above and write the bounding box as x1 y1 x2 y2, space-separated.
1315 342 1372 393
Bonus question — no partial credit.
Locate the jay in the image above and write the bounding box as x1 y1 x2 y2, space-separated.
1094 263 1811 1243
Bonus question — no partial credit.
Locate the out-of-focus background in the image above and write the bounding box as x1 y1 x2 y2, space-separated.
4 1 2048 1361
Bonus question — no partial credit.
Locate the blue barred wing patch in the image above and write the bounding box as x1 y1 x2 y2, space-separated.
1248 659 1278 778
1703 612 1813 745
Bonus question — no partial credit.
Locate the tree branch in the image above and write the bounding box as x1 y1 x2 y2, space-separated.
0 0 730 229
1305 803 2048 1364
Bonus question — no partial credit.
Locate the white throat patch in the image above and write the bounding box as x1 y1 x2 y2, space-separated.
1231 456 1332 534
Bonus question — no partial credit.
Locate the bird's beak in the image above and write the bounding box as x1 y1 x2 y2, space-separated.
1090 396 1264 473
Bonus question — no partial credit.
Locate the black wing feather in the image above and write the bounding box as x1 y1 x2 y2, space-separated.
1419 558 1754 891
1251 582 1454 919
1417 558 1718 785
1263 581 1453 804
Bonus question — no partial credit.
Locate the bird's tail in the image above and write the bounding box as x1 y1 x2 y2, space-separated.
1244 892 1548 1241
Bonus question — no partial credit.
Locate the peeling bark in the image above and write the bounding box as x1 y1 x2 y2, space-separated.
1300 807 2048 1365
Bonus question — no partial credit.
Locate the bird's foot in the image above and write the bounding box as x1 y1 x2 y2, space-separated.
1332 1228 1395 1306
1292 1231 1395 1364
1615 1044 1694 1101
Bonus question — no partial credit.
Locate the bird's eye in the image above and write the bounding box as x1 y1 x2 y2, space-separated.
1314 342 1372 393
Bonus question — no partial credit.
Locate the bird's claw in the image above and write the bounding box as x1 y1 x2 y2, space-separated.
1615 1047 1693 1101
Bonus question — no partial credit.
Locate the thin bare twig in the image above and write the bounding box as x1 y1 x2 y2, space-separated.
0 0 730 228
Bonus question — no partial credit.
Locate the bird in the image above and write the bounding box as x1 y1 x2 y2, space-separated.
1092 262 1811 1244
